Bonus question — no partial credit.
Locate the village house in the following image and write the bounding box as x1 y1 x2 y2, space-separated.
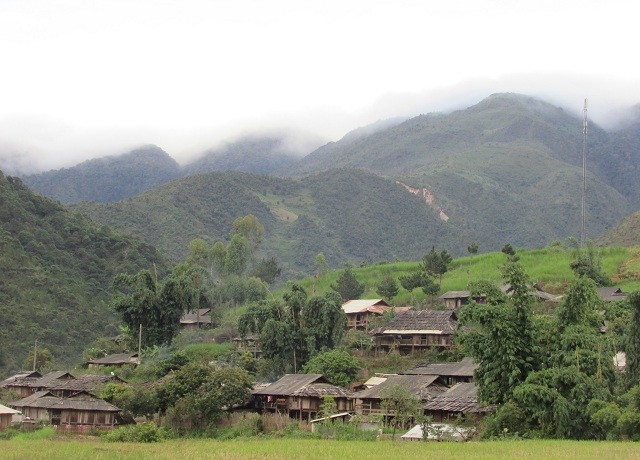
373 310 457 354
351 374 446 419
232 334 262 358
45 374 127 398
439 285 560 310
0 404 21 430
179 307 213 330
0 371 74 397
438 291 486 309
401 357 477 386
252 374 352 421
87 353 139 368
423 382 492 422
9 390 121 429
341 299 392 331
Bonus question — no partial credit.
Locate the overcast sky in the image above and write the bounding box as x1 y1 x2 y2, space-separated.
1 0 639 172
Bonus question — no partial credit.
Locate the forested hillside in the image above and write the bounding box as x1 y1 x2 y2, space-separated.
290 94 638 245
13 93 640 256
72 169 462 277
0 171 169 374
183 135 303 177
21 145 181 204
597 209 640 247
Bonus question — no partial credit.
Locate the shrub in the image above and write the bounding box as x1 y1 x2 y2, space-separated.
103 422 169 443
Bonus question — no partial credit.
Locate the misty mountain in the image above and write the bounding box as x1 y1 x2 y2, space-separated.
21 145 182 204
288 93 638 245
183 135 305 176
72 169 463 277
0 171 169 374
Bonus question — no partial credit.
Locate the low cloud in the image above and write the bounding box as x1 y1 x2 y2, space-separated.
2 73 639 175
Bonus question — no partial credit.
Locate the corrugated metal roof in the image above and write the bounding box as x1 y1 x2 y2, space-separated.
438 291 472 300
0 403 21 415
342 299 391 314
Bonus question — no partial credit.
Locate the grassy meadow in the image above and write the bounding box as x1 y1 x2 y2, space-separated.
4 437 640 459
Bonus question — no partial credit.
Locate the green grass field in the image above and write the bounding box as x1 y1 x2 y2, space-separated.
3 437 640 459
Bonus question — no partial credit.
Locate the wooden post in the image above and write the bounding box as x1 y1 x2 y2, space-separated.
33 339 37 371
138 324 142 364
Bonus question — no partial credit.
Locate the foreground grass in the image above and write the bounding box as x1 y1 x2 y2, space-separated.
4 437 640 459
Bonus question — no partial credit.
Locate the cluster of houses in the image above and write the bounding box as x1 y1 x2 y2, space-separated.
0 286 628 435
0 370 126 431
251 357 490 428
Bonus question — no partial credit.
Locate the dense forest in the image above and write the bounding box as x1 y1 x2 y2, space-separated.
0 171 169 373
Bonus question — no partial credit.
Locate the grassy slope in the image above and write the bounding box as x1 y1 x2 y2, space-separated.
280 246 640 307
4 438 640 459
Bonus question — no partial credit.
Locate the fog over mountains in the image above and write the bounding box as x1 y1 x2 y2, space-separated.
3 93 635 277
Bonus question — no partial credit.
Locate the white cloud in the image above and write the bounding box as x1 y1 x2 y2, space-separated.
1 0 639 171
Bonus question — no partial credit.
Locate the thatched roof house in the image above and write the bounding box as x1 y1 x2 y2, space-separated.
352 374 446 417
180 308 213 330
401 357 477 385
438 291 486 309
423 382 492 422
9 390 120 428
1 371 74 397
253 374 352 421
374 310 457 353
46 374 127 397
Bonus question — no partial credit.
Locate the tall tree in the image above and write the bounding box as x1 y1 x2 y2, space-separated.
380 384 423 440
302 350 360 388
557 277 602 332
111 269 197 347
232 214 264 255
570 241 610 287
458 260 537 405
376 272 399 301
331 267 364 301
224 234 250 276
626 292 640 388
303 290 347 355
422 247 452 288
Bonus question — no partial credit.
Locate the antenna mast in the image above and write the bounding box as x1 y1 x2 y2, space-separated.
581 98 588 248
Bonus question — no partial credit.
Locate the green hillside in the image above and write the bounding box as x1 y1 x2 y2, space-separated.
597 209 640 247
22 145 181 204
289 93 635 248
72 169 463 277
285 245 640 307
0 172 169 375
